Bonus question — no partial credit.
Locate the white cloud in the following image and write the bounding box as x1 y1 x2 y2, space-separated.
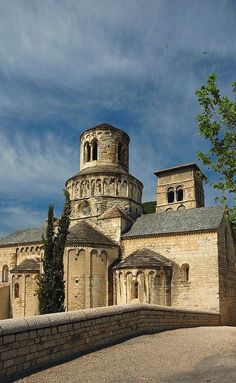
0 0 234 234
0 130 78 199
0 0 235 119
0 203 45 238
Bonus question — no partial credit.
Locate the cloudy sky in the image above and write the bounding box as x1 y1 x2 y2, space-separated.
0 0 235 237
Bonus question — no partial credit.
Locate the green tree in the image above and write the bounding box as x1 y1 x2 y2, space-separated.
195 74 236 224
38 190 71 314
51 189 71 313
38 204 55 314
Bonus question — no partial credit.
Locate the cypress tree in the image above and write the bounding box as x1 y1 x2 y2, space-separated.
38 190 71 314
38 204 55 314
51 189 71 312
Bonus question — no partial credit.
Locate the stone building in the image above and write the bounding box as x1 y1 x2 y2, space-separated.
0 123 235 324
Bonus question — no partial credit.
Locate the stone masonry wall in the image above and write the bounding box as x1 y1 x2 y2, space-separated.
0 285 10 320
0 244 43 319
121 231 220 312
79 125 129 171
156 168 204 212
217 221 236 325
64 246 119 311
0 304 220 382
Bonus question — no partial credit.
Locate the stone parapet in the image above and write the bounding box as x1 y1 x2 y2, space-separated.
0 304 220 382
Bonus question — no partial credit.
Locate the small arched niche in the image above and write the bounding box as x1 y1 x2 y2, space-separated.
131 280 139 300
14 282 20 298
180 263 190 283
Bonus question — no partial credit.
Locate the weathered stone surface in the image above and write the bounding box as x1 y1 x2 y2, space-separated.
0 304 220 382
0 123 235 327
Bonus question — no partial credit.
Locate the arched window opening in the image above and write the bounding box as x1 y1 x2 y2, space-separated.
92 140 98 161
176 187 184 202
177 205 186 211
166 208 173 212
167 188 174 203
2 265 9 282
180 264 190 283
84 142 91 162
14 283 19 298
132 280 139 300
118 143 122 162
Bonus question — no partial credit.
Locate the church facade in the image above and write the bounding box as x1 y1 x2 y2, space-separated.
0 123 235 324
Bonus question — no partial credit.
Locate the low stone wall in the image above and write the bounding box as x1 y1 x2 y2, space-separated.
0 304 220 382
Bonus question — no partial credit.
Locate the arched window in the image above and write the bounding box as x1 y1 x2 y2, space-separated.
180 264 190 283
84 142 91 162
132 280 139 300
167 188 174 203
2 265 9 282
177 205 186 211
14 283 19 298
176 186 184 202
166 208 173 212
92 140 98 161
118 143 122 162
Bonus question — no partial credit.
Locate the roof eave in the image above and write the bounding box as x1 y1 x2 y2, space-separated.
0 240 43 248
122 228 219 240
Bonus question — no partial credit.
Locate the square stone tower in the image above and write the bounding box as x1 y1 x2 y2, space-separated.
154 163 205 213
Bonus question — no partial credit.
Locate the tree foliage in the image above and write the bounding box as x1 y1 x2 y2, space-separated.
38 204 55 314
195 74 236 224
38 190 71 314
142 201 156 214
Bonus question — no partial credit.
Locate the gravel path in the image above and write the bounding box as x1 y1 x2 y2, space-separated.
16 326 236 383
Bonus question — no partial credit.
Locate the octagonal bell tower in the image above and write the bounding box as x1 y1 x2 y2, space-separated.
66 123 143 224
80 123 129 172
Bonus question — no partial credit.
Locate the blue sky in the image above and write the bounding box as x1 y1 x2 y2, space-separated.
0 0 235 237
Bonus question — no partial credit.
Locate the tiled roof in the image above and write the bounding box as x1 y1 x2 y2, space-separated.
0 221 118 249
0 227 45 246
80 123 130 142
114 248 172 269
66 221 118 247
10 258 40 273
99 205 132 221
122 206 224 238
77 165 127 176
66 166 143 187
154 162 201 176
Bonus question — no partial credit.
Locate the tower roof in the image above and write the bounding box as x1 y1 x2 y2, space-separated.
80 123 130 142
154 163 203 177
